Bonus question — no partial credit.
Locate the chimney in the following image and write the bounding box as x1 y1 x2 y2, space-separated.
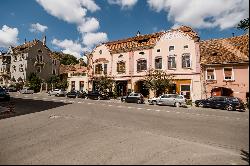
42 35 46 45
136 30 141 37
232 33 235 37
24 38 27 44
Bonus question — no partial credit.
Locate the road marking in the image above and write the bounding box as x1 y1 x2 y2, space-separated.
137 108 142 110
147 109 152 111
88 103 93 105
155 110 161 112
78 101 82 104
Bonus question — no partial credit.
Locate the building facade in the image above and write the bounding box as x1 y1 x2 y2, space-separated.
6 38 60 84
200 35 249 102
0 52 11 86
88 26 202 101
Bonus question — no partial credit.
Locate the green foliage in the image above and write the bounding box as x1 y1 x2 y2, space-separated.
144 69 174 97
237 18 249 31
47 75 68 89
94 76 115 93
53 51 78 65
27 73 42 93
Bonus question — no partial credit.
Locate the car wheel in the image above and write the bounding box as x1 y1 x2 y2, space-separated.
226 105 234 111
198 102 204 108
137 99 141 104
97 96 101 100
175 102 180 108
152 101 157 105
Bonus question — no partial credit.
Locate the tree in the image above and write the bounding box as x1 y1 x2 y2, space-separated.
237 18 249 31
53 51 78 65
47 75 68 90
93 76 115 93
144 69 174 97
27 73 42 93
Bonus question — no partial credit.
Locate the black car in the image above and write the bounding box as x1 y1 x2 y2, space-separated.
66 90 85 98
0 88 10 101
87 91 110 100
195 96 245 111
121 93 144 104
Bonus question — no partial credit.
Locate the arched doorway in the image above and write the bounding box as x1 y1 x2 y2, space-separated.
211 87 233 97
135 80 149 97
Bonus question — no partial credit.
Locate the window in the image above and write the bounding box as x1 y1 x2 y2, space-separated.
139 52 145 55
224 68 233 80
182 53 191 68
38 49 43 53
155 57 162 69
52 69 56 75
117 61 126 74
99 50 102 54
168 56 176 69
184 45 188 49
157 49 160 52
95 64 103 74
137 59 147 72
36 66 42 73
169 46 174 51
12 65 16 72
71 81 75 90
37 55 43 62
14 56 17 61
206 69 215 80
19 64 24 72
52 59 57 65
180 84 191 99
104 64 108 75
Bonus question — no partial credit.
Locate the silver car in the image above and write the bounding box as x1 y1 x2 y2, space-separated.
158 94 186 107
48 89 66 97
20 87 34 94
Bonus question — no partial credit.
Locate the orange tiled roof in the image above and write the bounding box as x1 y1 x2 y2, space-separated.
59 64 87 74
200 35 249 65
12 40 39 54
104 26 199 54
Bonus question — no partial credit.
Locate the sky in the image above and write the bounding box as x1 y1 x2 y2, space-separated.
0 0 249 60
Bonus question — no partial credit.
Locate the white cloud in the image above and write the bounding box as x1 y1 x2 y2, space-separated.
77 17 100 33
0 25 19 48
108 0 138 9
82 32 108 48
52 39 84 58
147 0 249 30
29 23 48 33
37 0 109 59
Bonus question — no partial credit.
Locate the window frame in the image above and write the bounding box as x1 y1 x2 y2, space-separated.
95 64 103 74
168 55 177 70
206 68 216 80
155 56 162 70
223 67 234 81
117 61 126 74
182 53 191 68
137 59 147 72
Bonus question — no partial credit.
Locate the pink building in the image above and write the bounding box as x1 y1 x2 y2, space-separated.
88 26 202 101
200 35 249 102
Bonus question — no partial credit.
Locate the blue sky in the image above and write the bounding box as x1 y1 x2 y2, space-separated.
0 0 248 59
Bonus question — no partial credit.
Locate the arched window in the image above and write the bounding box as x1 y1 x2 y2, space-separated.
137 59 147 72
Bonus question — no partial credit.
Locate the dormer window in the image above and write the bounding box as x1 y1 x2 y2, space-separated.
99 50 102 55
157 49 160 52
184 45 188 49
139 52 145 55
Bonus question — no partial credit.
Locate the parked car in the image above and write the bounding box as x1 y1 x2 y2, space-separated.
148 95 162 105
157 94 186 107
0 88 10 101
48 89 67 97
87 91 110 100
121 93 144 104
195 96 245 111
19 87 34 94
66 90 84 98
6 86 17 92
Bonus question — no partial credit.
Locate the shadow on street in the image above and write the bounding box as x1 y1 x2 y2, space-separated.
0 97 71 120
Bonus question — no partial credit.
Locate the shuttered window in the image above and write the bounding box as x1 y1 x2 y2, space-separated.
224 68 233 80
